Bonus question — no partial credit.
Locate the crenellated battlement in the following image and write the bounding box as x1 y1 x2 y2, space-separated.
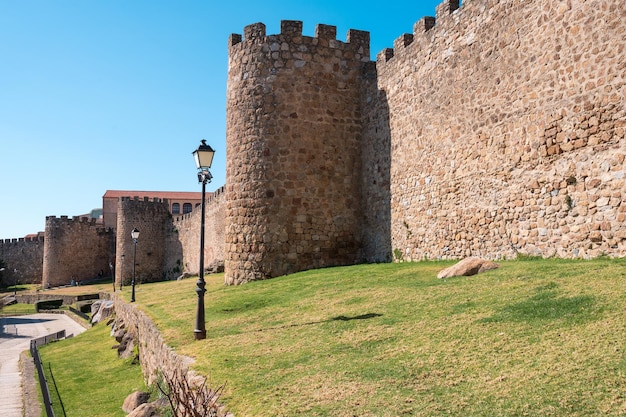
206 185 225 205
45 215 113 236
377 0 461 63
118 196 169 205
229 20 370 61
171 186 226 223
46 215 97 225
435 0 460 20
1 236 44 245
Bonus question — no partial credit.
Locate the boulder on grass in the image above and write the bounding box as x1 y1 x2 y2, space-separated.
126 401 167 417
437 257 499 279
177 272 193 281
91 300 103 315
122 391 150 413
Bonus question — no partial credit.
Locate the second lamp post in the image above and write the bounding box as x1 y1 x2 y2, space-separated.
130 228 139 302
192 139 215 340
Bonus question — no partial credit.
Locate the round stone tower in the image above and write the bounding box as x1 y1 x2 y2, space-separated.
225 21 370 284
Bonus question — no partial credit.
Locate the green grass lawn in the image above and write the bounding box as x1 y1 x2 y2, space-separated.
113 258 626 416
38 323 150 417
0 302 36 315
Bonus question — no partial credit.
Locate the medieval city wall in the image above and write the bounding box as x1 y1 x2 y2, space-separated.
369 0 626 261
172 185 226 276
0 236 44 286
225 21 369 284
4 0 625 287
42 216 115 288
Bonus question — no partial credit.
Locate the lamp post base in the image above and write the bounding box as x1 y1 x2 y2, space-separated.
194 329 206 340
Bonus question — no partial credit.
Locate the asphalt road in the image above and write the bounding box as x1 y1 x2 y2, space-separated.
0 313 87 417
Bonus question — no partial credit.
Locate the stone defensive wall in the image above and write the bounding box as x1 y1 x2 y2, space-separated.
4 0 624 289
172 185 226 277
42 216 115 288
366 0 625 261
226 21 370 284
0 236 44 285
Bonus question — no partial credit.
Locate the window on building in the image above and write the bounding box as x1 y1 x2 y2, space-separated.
172 203 180 214
183 203 193 214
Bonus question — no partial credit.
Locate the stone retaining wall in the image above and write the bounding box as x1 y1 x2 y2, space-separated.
15 292 100 306
113 296 228 416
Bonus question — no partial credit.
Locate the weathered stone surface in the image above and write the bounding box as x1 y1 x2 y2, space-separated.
437 257 500 279
42 216 114 288
114 297 227 416
374 0 626 262
1 295 17 308
126 399 170 417
176 272 193 281
91 300 114 324
0 237 43 286
206 259 225 274
226 21 367 284
126 402 159 417
91 300 102 315
171 187 226 286
114 328 126 343
122 391 150 413
117 331 136 360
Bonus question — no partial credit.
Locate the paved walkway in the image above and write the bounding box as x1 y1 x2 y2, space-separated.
0 313 87 417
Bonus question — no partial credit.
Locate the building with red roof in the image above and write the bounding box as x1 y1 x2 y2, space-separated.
102 190 205 230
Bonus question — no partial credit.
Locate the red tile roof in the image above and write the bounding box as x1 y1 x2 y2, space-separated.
103 190 204 200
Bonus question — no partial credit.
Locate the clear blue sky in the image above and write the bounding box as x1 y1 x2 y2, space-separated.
0 0 442 238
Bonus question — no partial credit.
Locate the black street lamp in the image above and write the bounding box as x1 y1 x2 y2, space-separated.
120 254 125 291
131 228 139 302
109 261 115 293
192 139 215 340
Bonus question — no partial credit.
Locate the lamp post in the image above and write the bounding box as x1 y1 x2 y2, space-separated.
192 139 215 340
109 261 115 293
120 254 125 291
131 228 139 303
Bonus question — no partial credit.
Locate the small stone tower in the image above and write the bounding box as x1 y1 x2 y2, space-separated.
42 216 114 288
225 21 371 284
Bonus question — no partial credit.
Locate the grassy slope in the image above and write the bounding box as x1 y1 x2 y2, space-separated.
38 323 148 417
125 259 626 416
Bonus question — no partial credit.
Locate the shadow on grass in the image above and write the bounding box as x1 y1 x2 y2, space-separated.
331 313 383 321
255 313 383 333
480 282 604 325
